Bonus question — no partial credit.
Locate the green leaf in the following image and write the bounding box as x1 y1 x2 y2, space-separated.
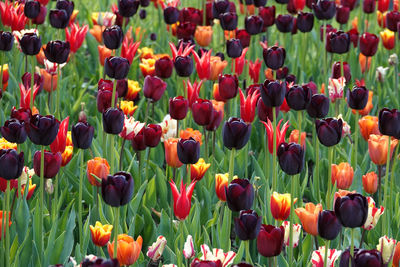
60 209 76 263
15 196 30 244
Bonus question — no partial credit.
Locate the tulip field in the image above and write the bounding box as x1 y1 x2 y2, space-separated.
2 0 400 266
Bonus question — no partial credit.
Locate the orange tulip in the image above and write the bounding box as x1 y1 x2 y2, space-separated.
164 138 183 168
359 115 380 141
191 158 210 181
209 56 228 81
352 91 374 116
359 53 371 74
264 68 274 80
380 29 395 50
331 162 354 189
289 129 306 148
86 157 110 186
295 203 323 236
90 25 105 43
21 179 36 200
377 11 387 28
36 45 46 66
215 173 229 201
270 192 297 221
139 57 156 77
126 80 141 101
120 100 138 116
90 221 113 247
362 172 378 194
98 45 112 66
40 69 58 92
0 210 11 241
61 132 73 167
180 128 202 145
0 138 17 150
392 241 400 267
195 26 213 47
368 134 398 165
107 234 142 266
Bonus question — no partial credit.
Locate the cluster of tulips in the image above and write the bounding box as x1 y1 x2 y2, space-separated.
1 0 400 266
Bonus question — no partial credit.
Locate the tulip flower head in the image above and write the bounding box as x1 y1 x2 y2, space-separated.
222 117 252 150
331 162 354 189
334 193 368 228
359 116 380 141
169 179 196 220
87 157 110 187
318 210 342 240
191 158 210 181
215 173 230 201
235 48 248 76
328 77 345 103
185 79 204 108
378 108 400 138
262 118 290 154
147 235 167 262
277 142 305 175
226 178 254 212
239 89 260 123
311 246 341 267
368 134 398 165
295 203 323 236
257 224 285 257
33 150 62 179
198 244 236 266
101 171 134 207
363 197 384 230
376 235 396 264
315 118 343 147
271 192 297 221
0 149 24 180
234 210 262 241
183 235 195 259
107 234 142 266
282 221 301 248
192 49 211 80
89 221 113 247
362 172 378 194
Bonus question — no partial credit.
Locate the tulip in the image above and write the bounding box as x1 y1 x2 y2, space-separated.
285 84 312 111
226 178 254 212
147 235 167 262
368 134 398 165
206 100 224 131
318 210 342 240
282 221 301 248
209 56 228 81
43 40 70 64
257 224 285 257
192 99 215 126
180 128 203 145
277 142 304 175
297 12 314 32
358 116 380 141
164 6 179 24
192 49 211 81
347 86 369 110
49 9 69 29
183 235 195 259
263 46 285 71
226 39 243 58
0 31 14 52
380 29 395 50
0 149 24 180
245 15 264 35
81 257 118 266
259 6 275 31
103 25 123 50
143 124 162 147
327 77 345 102
143 76 167 102
87 157 110 187
191 158 210 181
49 116 69 154
271 192 296 221
177 138 200 164
295 203 323 236
131 127 146 151
213 0 230 18
362 197 384 230
139 57 156 77
89 221 113 247
65 22 89 54
71 121 94 149
315 118 343 147
97 85 118 113
312 0 336 20
262 118 289 154
170 179 196 220
118 0 140 17
108 234 142 265
176 22 196 40
312 246 342 266
155 56 173 79
378 108 400 138
261 80 286 107
33 150 62 179
362 172 378 194
25 114 60 146
234 210 262 241
331 162 354 189
169 96 189 121
363 0 375 14
102 107 124 135
24 1 41 19
334 193 368 228
56 0 74 17
164 138 183 168
386 11 400 32
104 56 130 80
20 32 42 56
0 119 27 144
254 0 267 6
307 94 330 118
328 31 350 54
101 171 134 207
215 173 229 201
218 74 239 101
353 249 384 267
174 55 194 77
239 89 260 123
375 235 396 264
220 12 238 31
331 61 351 82
359 33 379 57
275 15 294 33
222 117 251 150
335 5 349 25
179 7 202 25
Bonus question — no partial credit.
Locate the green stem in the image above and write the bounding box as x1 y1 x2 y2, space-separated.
30 56 35 110
326 147 334 207
323 240 330 267
245 240 253 264
350 228 355 265
110 135 115 173
272 107 277 192
228 149 236 183
351 112 360 169
52 174 58 223
203 127 208 163
297 111 302 145
111 78 117 108
113 207 120 259
39 145 45 264
382 136 392 232
5 181 10 267
322 21 327 92
314 120 321 202
289 175 296 264
56 65 61 119
144 148 150 179
390 145 399 216
119 138 126 171
78 149 84 250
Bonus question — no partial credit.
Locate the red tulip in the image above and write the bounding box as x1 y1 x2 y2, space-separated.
121 38 140 65
248 59 262 83
65 22 89 53
185 79 204 108
262 118 290 154
235 48 248 76
50 117 69 154
192 49 211 80
239 89 260 123
169 179 197 220
33 150 62 178
257 224 285 257
19 82 40 110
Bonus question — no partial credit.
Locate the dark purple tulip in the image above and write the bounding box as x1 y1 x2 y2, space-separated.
0 149 24 180
254 0 267 6
102 108 124 134
118 0 140 17
143 124 162 147
174 55 193 77
257 224 284 257
33 150 61 179
276 67 289 80
276 0 290 4
226 38 243 58
234 29 250 47
378 108 400 138
332 61 351 82
386 11 400 32
232 263 253 267
222 117 252 150
347 28 359 48
143 76 167 102
71 122 94 149
164 6 180 24
49 9 69 29
307 94 330 118
32 5 47 25
286 74 297 84
20 33 42 56
347 86 369 110
336 5 350 24
245 15 264 35
363 0 375 14
285 84 312 110
328 31 350 54
312 0 336 20
0 31 14 51
354 249 384 267
25 114 60 146
44 40 70 64
179 7 203 25
213 0 230 19
131 128 146 151
192 99 215 126
101 172 134 207
297 12 314 32
56 0 74 17
219 74 239 100
24 0 41 19
225 178 254 212
103 25 124 50
104 56 130 80
81 257 119 267
176 22 196 40
263 46 286 70
261 80 286 107
177 137 200 164
277 142 304 175
339 247 358 267
317 210 342 240
259 6 275 31
234 210 262 240
315 118 343 147
275 14 294 33
11 107 31 123
140 0 150 7
116 79 128 98
306 0 317 9
206 106 224 131
22 72 44 93
155 56 173 79
0 119 27 144
169 96 189 120
340 0 356 10
141 11 148 20
359 33 379 57
334 193 368 228
220 12 238 31
258 98 280 122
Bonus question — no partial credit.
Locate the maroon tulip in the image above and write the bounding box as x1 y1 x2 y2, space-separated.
143 76 167 102
254 0 267 6
315 118 343 147
363 0 375 14
206 105 224 131
236 29 251 48
32 5 46 25
226 38 243 58
332 61 351 82
234 210 262 241
22 72 44 93
245 15 264 35
101 171 134 207
220 12 238 31
328 31 350 54
340 0 356 10
0 31 14 51
276 67 289 80
131 128 146 151
176 22 196 40
359 33 379 57
336 5 350 24
225 178 254 212
386 11 400 32
179 7 203 25
334 193 368 228
11 107 31 123
263 46 286 70
169 96 189 120
259 6 275 31
97 80 118 112
155 56 173 79
275 14 294 33
297 12 314 32
261 80 286 107
33 150 62 178
318 210 342 240
177 138 200 164
347 86 369 110
143 124 162 147
102 108 124 134
71 121 94 149
192 99 215 126
0 149 24 180
191 259 222 267
257 224 284 257
219 74 239 100
347 28 359 48
257 98 280 122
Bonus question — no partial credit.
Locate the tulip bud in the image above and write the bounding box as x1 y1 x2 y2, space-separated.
315 118 343 147
102 107 124 134
378 108 400 138
277 142 304 175
334 193 368 228
297 12 314 32
174 55 193 77
263 46 286 70
213 0 230 19
245 15 264 35
226 38 243 58
259 6 275 31
328 31 350 54
44 40 70 64
0 119 27 144
275 15 294 33
234 210 262 240
362 172 378 194
219 74 239 100
177 138 200 164
25 114 60 146
164 6 179 24
104 56 130 80
336 5 350 24
101 171 134 207
169 96 189 120
33 150 62 178
307 94 330 118
285 84 312 110
0 31 14 51
220 12 238 31
103 25 124 50
0 149 24 180
143 76 167 102
56 0 74 17
49 9 70 29
118 0 140 17
331 61 351 82
183 235 195 259
225 178 254 212
71 121 94 149
359 33 379 57
222 117 251 150
261 80 286 107
155 56 173 79
24 0 41 19
347 86 369 110
192 99 215 126
143 124 162 147
254 0 267 6
312 0 336 20
318 210 342 240
20 33 42 56
257 224 285 257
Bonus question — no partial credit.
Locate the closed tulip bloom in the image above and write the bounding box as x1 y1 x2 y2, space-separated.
176 22 196 40
24 0 41 19
219 74 239 100
295 203 323 236
259 7 275 31
363 0 375 14
312 0 336 20
143 76 167 102
328 31 350 54
226 39 243 58
386 11 400 32
220 12 238 31
192 99 215 126
331 162 354 189
177 138 200 164
20 32 42 56
32 5 47 25
101 171 134 207
353 249 384 267
71 121 94 149
285 84 312 110
169 96 189 120
0 119 27 144
33 150 62 178
97 87 118 113
174 55 194 77
155 56 174 79
378 108 400 138
118 0 140 17
102 107 124 134
222 117 251 150
261 80 286 107
215 173 229 201
213 0 230 18
164 6 179 24
108 234 142 266
164 138 183 168
297 12 314 32
0 31 14 51
359 33 379 57
275 15 294 33
25 114 60 146
49 9 69 29
307 94 330 118
206 100 224 131
362 172 378 194
56 0 74 17
368 134 398 165
179 7 203 25
347 86 369 110
334 193 368 228
80 257 119 267
226 178 254 212
254 0 267 6
44 40 70 64
89 221 113 247
170 179 196 220
257 224 285 257
143 124 161 147
318 210 342 240
315 118 343 147
336 5 350 24
87 157 110 187
131 128 146 151
234 210 262 240
376 236 396 265
191 158 210 181
380 29 395 50
332 61 351 82
11 107 31 123
0 149 24 180
245 15 264 35
277 142 304 175
263 46 285 70
102 25 123 50
271 192 296 221
104 56 130 80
